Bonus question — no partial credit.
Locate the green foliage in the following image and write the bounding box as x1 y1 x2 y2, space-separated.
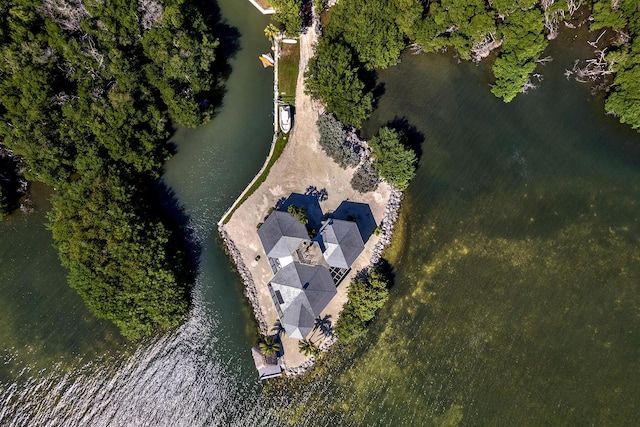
298 338 319 356
333 304 367 343
0 0 222 338
350 162 379 193
491 0 537 17
270 0 302 36
415 0 496 61
335 266 390 343
316 113 359 168
491 9 547 102
47 169 190 340
604 39 640 130
259 335 281 357
287 204 308 224
347 268 390 322
369 127 417 191
305 38 372 126
326 0 421 70
589 0 640 130
590 0 628 33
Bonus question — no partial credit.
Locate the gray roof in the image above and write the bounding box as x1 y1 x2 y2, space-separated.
270 263 336 339
258 211 309 259
251 346 282 380
317 219 365 269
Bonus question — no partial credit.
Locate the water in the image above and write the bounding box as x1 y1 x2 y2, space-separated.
274 27 640 425
1 0 278 424
2 4 640 426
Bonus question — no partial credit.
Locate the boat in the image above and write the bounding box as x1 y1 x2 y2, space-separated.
279 104 291 134
259 53 274 68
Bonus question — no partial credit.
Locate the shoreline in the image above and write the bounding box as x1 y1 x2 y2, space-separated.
217 20 404 375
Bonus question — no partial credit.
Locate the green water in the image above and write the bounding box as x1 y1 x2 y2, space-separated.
278 29 640 425
1 2 639 424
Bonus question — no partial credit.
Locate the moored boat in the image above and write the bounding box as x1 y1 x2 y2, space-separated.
279 104 291 134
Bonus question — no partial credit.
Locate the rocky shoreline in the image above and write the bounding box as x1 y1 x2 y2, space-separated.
218 225 269 334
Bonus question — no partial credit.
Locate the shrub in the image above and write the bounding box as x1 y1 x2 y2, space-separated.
317 113 359 168
350 161 379 193
305 39 373 127
335 265 390 343
369 127 417 191
334 305 366 343
270 0 303 36
287 204 308 224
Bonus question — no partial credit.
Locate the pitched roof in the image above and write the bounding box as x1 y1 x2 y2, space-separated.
258 211 309 259
317 219 365 269
251 346 282 380
270 263 336 339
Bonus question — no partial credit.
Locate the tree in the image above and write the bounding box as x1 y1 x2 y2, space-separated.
269 0 302 36
305 38 372 127
298 338 319 356
369 127 417 191
313 314 334 338
326 0 417 70
287 204 308 224
316 113 359 168
351 161 379 193
264 23 279 42
347 268 390 323
0 0 221 338
334 304 367 343
259 336 281 357
491 8 547 102
334 265 391 343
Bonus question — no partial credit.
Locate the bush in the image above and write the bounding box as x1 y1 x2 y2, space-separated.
350 161 379 193
317 113 359 168
369 127 417 191
305 39 373 127
335 265 390 343
270 0 303 36
287 204 308 224
334 305 367 343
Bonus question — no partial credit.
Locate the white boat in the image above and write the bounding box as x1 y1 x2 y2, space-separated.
279 104 291 134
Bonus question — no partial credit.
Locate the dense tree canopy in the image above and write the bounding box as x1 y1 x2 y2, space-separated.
0 0 222 338
335 266 390 343
593 0 640 130
369 127 417 191
491 8 547 102
305 38 372 126
270 0 302 36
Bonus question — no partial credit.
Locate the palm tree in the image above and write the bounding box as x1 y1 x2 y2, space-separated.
259 336 281 357
264 24 279 43
298 338 319 357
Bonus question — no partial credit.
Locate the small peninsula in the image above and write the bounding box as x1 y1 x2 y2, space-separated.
219 20 405 374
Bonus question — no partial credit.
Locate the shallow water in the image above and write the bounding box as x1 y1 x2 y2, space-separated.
1 5 639 426
276 26 640 425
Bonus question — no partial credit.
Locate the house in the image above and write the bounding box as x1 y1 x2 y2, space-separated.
258 210 309 272
268 262 336 339
317 219 365 269
251 346 282 380
258 206 368 340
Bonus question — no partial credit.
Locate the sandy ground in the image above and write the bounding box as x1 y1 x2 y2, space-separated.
223 26 391 370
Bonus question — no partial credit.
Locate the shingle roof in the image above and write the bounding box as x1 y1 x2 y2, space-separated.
317 219 365 269
258 211 309 259
270 263 336 339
